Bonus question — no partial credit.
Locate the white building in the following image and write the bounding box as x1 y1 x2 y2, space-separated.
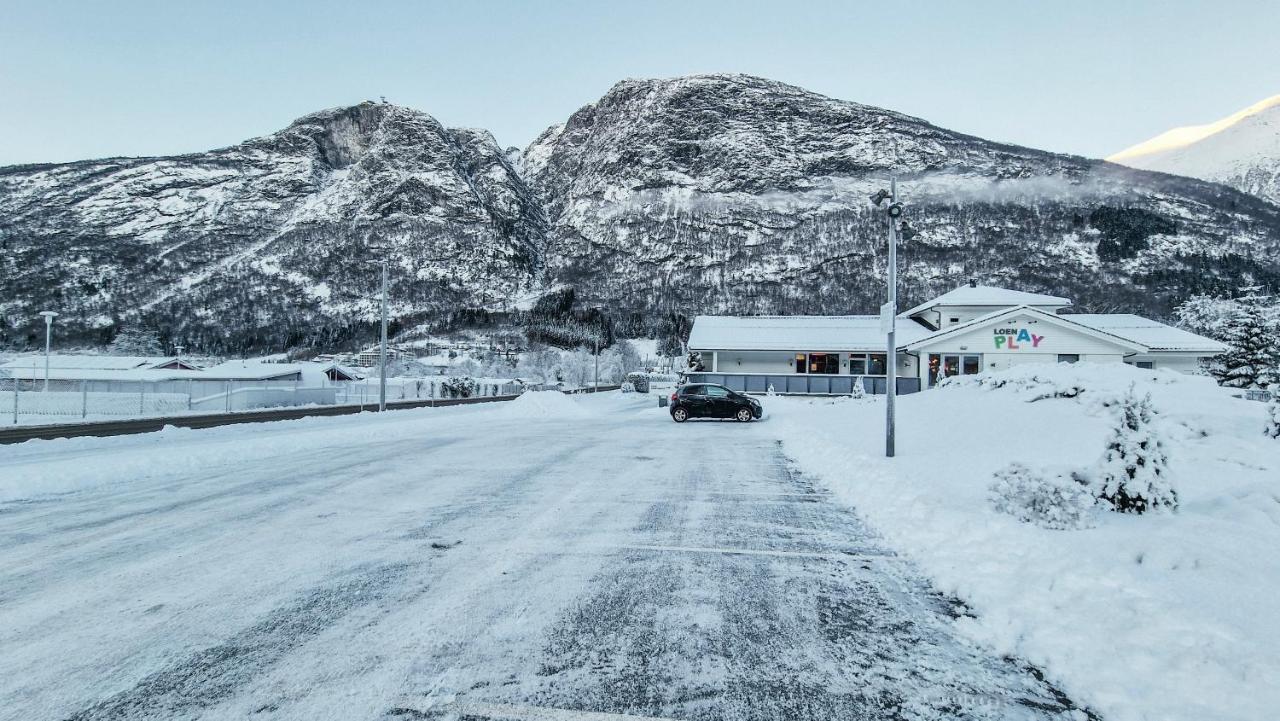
686 283 1227 394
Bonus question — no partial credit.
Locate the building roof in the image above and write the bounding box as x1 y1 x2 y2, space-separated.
1066 314 1229 353
901 306 1149 352
198 361 306 381
688 315 934 352
0 355 189 371
0 367 197 382
901 285 1071 318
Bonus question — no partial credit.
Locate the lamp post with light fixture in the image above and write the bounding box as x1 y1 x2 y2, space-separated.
38 311 58 392
870 181 904 458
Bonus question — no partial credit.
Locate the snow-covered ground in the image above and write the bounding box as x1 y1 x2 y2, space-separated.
770 364 1280 721
2 392 1086 720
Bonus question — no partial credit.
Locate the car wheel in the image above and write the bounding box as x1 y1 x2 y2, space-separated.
672 407 689 423
736 408 753 422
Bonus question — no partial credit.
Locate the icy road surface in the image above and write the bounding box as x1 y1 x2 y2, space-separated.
0 395 1084 720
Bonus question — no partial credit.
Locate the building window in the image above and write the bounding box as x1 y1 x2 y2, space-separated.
849 354 866 375
796 352 839 374
843 353 889 376
1057 354 1080 364
949 317 960 324
928 353 983 387
1136 361 1154 369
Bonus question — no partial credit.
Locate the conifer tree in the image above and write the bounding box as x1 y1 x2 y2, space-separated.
1208 289 1280 389
107 325 164 356
1096 387 1177 513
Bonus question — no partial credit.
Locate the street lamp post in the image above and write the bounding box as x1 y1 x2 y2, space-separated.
870 181 904 458
38 311 58 392
377 259 389 412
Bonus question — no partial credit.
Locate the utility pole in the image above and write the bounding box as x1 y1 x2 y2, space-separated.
38 311 58 392
588 305 604 393
378 259 389 412
870 181 903 457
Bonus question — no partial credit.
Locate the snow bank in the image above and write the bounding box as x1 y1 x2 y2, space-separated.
493 390 593 419
770 363 1280 721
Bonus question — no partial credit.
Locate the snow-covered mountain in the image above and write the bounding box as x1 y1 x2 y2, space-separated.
1109 95 1280 205
3 75 1280 353
0 102 544 352
524 75 1280 321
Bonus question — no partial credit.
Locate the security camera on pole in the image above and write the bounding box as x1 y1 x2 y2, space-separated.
869 181 903 457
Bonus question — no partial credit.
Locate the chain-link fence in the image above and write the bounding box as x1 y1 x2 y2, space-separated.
1 376 526 425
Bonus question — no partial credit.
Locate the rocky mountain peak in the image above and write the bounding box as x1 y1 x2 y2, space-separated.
2 76 1279 354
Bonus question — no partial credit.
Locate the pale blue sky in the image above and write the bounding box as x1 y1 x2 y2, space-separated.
2 0 1277 166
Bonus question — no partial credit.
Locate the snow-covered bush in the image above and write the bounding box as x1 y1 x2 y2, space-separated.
989 463 1097 530
1266 396 1280 439
620 381 635 393
849 376 864 399
440 376 478 399
1095 387 1177 513
625 371 650 394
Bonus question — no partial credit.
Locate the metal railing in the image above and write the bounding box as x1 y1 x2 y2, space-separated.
0 377 527 425
683 372 921 395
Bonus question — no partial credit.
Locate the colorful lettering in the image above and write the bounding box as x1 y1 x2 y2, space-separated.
1032 334 1044 348
994 336 1005 349
1016 329 1031 343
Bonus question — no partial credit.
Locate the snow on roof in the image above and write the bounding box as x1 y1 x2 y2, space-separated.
688 315 934 352
198 360 304 380
902 285 1072 317
0 355 182 371
1066 315 1229 353
0 367 198 382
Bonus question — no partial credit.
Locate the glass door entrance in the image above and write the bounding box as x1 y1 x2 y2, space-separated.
927 353 982 387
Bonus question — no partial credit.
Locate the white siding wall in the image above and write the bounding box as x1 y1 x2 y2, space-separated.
912 313 1140 385
1125 354 1207 373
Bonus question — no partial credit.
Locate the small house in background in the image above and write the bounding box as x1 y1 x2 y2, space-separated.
686 283 1228 395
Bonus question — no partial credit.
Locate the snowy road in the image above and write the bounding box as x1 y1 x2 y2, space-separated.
0 395 1084 720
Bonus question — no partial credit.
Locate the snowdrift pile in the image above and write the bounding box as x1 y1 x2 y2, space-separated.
770 363 1280 721
494 390 593 420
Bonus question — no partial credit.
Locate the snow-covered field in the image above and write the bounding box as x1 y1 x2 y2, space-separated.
770 364 1280 721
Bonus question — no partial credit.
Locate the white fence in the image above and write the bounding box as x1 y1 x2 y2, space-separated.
0 376 526 425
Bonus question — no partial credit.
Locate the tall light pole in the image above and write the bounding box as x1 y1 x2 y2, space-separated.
870 181 903 458
38 311 58 392
377 259 389 412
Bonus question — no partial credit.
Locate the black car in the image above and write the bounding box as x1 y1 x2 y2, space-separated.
669 383 763 422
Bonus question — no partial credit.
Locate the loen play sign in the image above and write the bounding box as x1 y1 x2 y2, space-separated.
993 327 1044 350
